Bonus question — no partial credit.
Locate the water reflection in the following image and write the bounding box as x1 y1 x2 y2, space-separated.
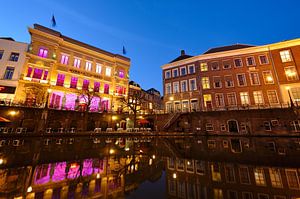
0 136 300 198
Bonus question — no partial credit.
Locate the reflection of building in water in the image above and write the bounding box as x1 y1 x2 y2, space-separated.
164 137 300 199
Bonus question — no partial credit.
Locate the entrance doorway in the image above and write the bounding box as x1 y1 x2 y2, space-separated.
227 120 239 133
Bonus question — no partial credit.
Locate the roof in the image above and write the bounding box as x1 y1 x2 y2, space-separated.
0 37 15 41
203 44 255 54
33 24 130 62
169 50 193 63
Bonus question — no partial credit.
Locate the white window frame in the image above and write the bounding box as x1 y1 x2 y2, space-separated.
165 83 172 94
267 90 279 104
213 76 222 89
262 71 274 84
96 63 102 74
227 92 237 106
259 55 269 65
253 91 264 105
202 77 210 89
73 57 81 68
173 81 180 93
215 93 225 107
200 62 208 72
284 66 299 81
172 68 179 78
237 73 247 87
250 72 260 86
165 70 171 79
188 64 195 74
211 61 220 71
85 61 92 71
189 78 197 91
234 58 243 67
280 50 293 63
105 67 112 76
223 60 231 69
225 75 234 88
180 66 187 76
240 92 250 105
60 53 69 65
181 80 188 92
246 56 256 66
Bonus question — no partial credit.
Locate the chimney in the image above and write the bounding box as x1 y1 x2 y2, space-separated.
181 50 185 56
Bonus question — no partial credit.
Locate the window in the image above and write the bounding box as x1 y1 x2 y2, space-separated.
206 124 214 132
42 70 48 80
172 68 179 77
213 77 222 88
269 168 283 188
168 158 175 169
70 77 78 89
166 83 172 94
200 62 208 71
202 77 210 89
240 92 250 105
168 180 176 196
215 93 225 107
195 160 205 175
189 79 197 91
242 192 253 199
234 58 243 67
60 54 69 65
225 75 234 87
56 74 65 86
211 62 219 70
286 169 300 189
9 52 19 62
267 90 279 104
258 194 269 199
246 57 255 66
253 91 264 105
228 191 238 199
32 68 43 79
213 189 223 199
94 82 100 92
3 67 14 80
104 84 109 94
26 67 32 78
85 61 92 71
259 55 268 64
223 60 231 69
280 50 292 62
254 168 266 186
105 67 111 76
203 94 212 107
96 64 102 74
173 82 179 93
250 72 260 85
290 120 300 132
38 48 48 58
225 165 235 183
188 65 195 74
285 66 299 81
74 58 81 68
177 159 184 170
119 70 125 78
177 181 186 198
181 80 188 92
165 70 171 79
291 87 300 101
0 50 3 59
211 163 221 182
262 71 274 84
82 79 89 90
180 66 187 76
239 167 250 184
236 74 246 86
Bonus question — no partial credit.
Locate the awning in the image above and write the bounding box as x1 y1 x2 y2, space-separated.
0 117 11 122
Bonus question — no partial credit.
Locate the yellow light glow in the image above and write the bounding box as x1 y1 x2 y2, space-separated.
125 147 130 151
109 149 115 154
47 88 52 93
126 118 130 121
173 173 177 179
27 186 32 193
112 116 118 121
187 161 191 165
139 150 143 153
0 158 4 165
169 96 174 101
152 155 156 159
286 86 291 90
8 110 17 116
96 173 100 179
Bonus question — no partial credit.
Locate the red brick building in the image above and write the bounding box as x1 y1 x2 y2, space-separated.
162 39 300 112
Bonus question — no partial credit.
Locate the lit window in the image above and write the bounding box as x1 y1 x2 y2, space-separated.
165 83 172 94
234 58 243 67
286 169 300 189
32 68 43 79
189 79 197 91
291 87 300 102
253 91 264 105
267 90 279 104
96 64 102 74
215 93 225 107
56 74 65 86
119 70 125 78
240 92 250 105
70 77 78 89
237 74 247 86
94 82 100 92
38 48 48 58
211 62 219 70
203 94 212 107
9 52 19 62
188 65 195 74
269 168 283 188
3 66 14 80
227 93 237 106
85 61 92 71
82 79 89 90
211 163 221 182
181 80 188 92
74 58 81 68
213 189 223 199
104 84 110 94
172 69 179 77
280 50 292 62
200 63 208 71
250 72 260 85
105 67 111 76
254 168 266 186
60 54 69 65
259 55 268 64
202 77 210 89
180 67 187 76
165 70 171 79
173 82 179 93
246 57 255 66
262 71 274 84
284 66 299 81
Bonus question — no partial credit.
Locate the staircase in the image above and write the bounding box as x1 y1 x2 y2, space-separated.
162 112 181 131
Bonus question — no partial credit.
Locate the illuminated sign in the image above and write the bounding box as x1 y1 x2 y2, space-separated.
0 86 16 94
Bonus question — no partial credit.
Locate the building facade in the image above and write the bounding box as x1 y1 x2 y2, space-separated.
15 24 130 112
0 38 28 104
162 39 300 113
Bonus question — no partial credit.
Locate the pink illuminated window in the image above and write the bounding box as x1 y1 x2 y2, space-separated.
32 68 43 79
26 67 33 77
52 162 66 182
94 82 100 92
104 84 109 94
74 58 81 68
70 77 78 89
61 54 69 65
82 79 89 90
85 61 92 71
82 159 93 176
119 70 125 78
56 74 65 86
38 48 48 58
42 70 48 80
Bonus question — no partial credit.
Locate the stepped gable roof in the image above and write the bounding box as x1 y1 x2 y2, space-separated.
203 44 255 54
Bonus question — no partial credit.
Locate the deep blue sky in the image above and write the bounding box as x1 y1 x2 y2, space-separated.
2 0 300 93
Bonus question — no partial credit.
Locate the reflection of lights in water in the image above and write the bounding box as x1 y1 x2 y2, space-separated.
0 158 4 165
172 173 177 179
8 110 17 116
125 147 130 151
149 158 153 165
109 149 115 154
115 141 119 145
152 155 156 159
96 173 100 179
27 186 33 193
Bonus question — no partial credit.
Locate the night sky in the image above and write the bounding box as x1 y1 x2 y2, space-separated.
2 0 300 93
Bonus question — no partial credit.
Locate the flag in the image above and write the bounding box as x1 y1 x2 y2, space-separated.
51 15 57 27
122 46 127 55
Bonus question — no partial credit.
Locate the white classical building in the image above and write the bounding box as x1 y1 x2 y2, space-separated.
0 38 28 104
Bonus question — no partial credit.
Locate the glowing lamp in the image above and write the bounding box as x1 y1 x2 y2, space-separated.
27 186 33 193
70 163 77 169
172 173 177 179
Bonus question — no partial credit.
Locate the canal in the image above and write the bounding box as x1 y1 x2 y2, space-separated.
0 135 300 198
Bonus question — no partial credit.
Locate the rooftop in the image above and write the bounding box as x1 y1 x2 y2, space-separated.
169 50 193 63
203 44 255 54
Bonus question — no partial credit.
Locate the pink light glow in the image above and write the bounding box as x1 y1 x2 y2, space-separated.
67 163 80 179
119 70 125 78
34 164 51 185
90 97 100 112
82 159 93 176
26 67 33 77
52 162 67 182
38 48 48 58
49 91 64 109
65 93 77 110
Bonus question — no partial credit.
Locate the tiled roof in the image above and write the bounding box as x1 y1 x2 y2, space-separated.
203 44 255 54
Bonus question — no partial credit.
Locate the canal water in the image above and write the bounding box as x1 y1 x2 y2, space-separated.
0 135 300 199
